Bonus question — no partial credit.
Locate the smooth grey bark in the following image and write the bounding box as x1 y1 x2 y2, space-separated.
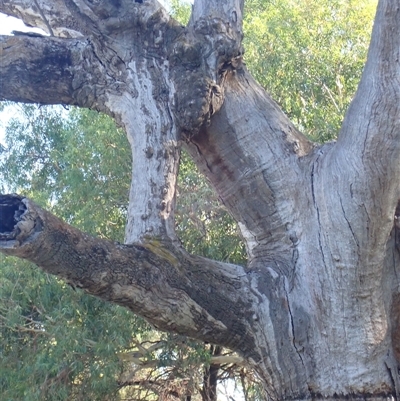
1 0 400 399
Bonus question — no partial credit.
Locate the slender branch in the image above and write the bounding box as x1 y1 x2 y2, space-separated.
118 354 158 367
0 194 257 358
33 0 54 36
209 355 245 366
0 0 80 37
118 339 245 366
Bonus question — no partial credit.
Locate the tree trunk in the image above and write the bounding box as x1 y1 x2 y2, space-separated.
1 0 400 399
201 346 222 401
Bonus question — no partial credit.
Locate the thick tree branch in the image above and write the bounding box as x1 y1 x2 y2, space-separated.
189 0 244 65
0 194 258 360
333 0 400 226
191 0 244 21
185 69 314 259
169 1 315 262
0 1 185 244
0 34 105 108
1 0 177 40
302 0 400 307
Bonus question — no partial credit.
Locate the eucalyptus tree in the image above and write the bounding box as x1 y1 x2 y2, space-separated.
1 0 399 400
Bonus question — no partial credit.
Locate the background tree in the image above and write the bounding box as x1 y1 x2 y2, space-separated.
243 0 377 142
3 2 397 398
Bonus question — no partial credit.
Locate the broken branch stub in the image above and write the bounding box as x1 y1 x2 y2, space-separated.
0 194 32 243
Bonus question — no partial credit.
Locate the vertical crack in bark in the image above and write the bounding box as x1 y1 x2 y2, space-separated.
392 245 399 283
384 350 400 398
283 281 309 396
394 201 400 257
338 194 360 253
290 246 299 293
393 207 400 282
311 156 327 269
361 117 372 165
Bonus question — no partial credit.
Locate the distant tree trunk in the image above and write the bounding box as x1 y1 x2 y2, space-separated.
200 346 222 401
1 0 400 399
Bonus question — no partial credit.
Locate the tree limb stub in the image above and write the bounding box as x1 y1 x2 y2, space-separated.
0 194 258 359
168 0 246 135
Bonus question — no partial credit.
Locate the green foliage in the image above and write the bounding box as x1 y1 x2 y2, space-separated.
169 0 192 25
177 152 246 265
0 104 130 241
0 256 150 401
244 0 377 142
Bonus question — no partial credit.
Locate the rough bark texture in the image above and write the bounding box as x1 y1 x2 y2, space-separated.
0 195 257 354
1 0 400 400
